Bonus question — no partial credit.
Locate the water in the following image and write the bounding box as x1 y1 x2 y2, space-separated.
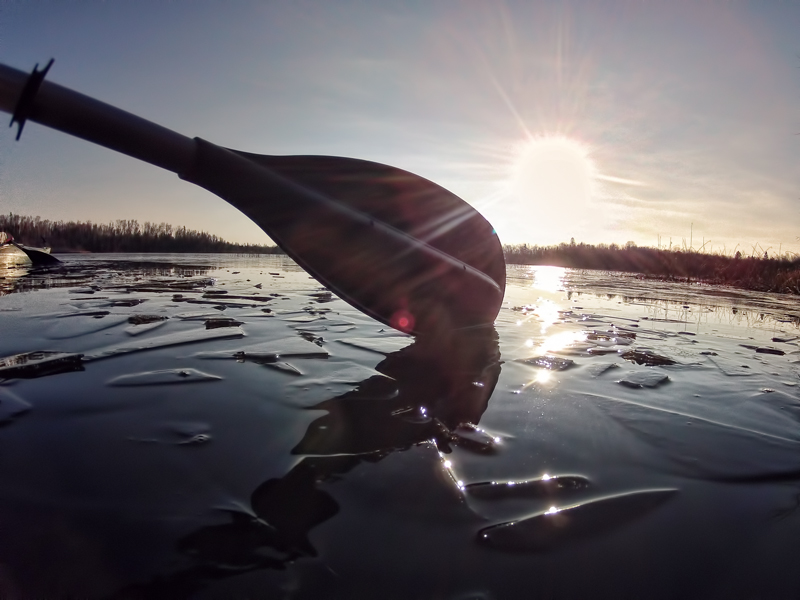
1 254 800 599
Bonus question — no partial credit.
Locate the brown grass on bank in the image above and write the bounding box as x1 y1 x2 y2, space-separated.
504 241 800 295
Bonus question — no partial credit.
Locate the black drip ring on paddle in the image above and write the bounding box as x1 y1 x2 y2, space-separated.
9 58 54 141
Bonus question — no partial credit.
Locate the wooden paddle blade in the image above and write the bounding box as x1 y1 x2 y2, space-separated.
233 151 507 295
182 139 505 335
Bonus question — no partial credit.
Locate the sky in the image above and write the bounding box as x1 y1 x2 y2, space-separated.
1 1 799 255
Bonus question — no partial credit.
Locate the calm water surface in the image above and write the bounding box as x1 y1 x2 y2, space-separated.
1 254 800 599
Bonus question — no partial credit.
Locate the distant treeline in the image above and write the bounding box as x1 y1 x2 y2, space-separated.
503 241 800 295
5 214 799 294
0 214 283 254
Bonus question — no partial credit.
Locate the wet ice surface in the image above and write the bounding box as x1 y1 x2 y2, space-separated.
2 256 800 598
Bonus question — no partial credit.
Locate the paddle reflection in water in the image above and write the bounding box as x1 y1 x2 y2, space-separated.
114 327 501 598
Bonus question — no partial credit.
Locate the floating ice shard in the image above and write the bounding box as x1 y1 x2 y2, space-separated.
49 309 110 318
204 317 244 330
294 364 392 386
465 475 590 500
450 424 502 454
587 362 621 377
549 343 594 356
232 310 275 318
83 327 245 361
617 370 670 388
308 290 334 302
290 319 355 329
128 314 168 325
621 349 677 366
284 316 326 324
0 387 32 424
125 319 168 336
192 337 329 361
516 356 575 370
477 488 677 552
756 347 785 356
106 368 223 386
175 311 222 320
337 336 413 355
128 421 213 445
586 347 623 356
263 362 303 376
105 298 147 307
706 355 755 377
202 293 271 302
0 351 83 379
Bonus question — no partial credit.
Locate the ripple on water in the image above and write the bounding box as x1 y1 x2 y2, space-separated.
45 314 130 339
594 394 800 480
0 387 32 424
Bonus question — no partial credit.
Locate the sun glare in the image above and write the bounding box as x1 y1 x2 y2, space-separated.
486 136 600 245
511 136 597 217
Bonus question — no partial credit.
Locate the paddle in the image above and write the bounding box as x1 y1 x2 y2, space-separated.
0 61 505 335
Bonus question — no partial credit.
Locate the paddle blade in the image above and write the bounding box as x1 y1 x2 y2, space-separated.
182 140 505 336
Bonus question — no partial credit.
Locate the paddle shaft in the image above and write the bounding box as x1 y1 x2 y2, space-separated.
0 61 504 334
0 63 194 175
0 62 473 274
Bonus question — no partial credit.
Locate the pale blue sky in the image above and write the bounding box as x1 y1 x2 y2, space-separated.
1 1 799 254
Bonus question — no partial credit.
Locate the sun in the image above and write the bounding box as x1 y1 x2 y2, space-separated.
510 136 597 205
484 136 599 245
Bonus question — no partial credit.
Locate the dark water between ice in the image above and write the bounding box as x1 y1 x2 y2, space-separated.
2 253 800 599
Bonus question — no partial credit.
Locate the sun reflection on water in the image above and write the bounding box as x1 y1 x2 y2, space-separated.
529 265 566 294
537 330 588 355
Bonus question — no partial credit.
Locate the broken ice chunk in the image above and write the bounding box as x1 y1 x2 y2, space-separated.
294 364 392 386
621 349 677 366
83 327 245 361
617 370 670 388
336 336 414 355
106 368 222 386
263 362 304 376
477 488 677 552
0 351 83 379
587 362 621 377
192 337 329 362
204 317 244 330
465 474 590 500
450 424 503 454
516 356 575 370
175 311 221 320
